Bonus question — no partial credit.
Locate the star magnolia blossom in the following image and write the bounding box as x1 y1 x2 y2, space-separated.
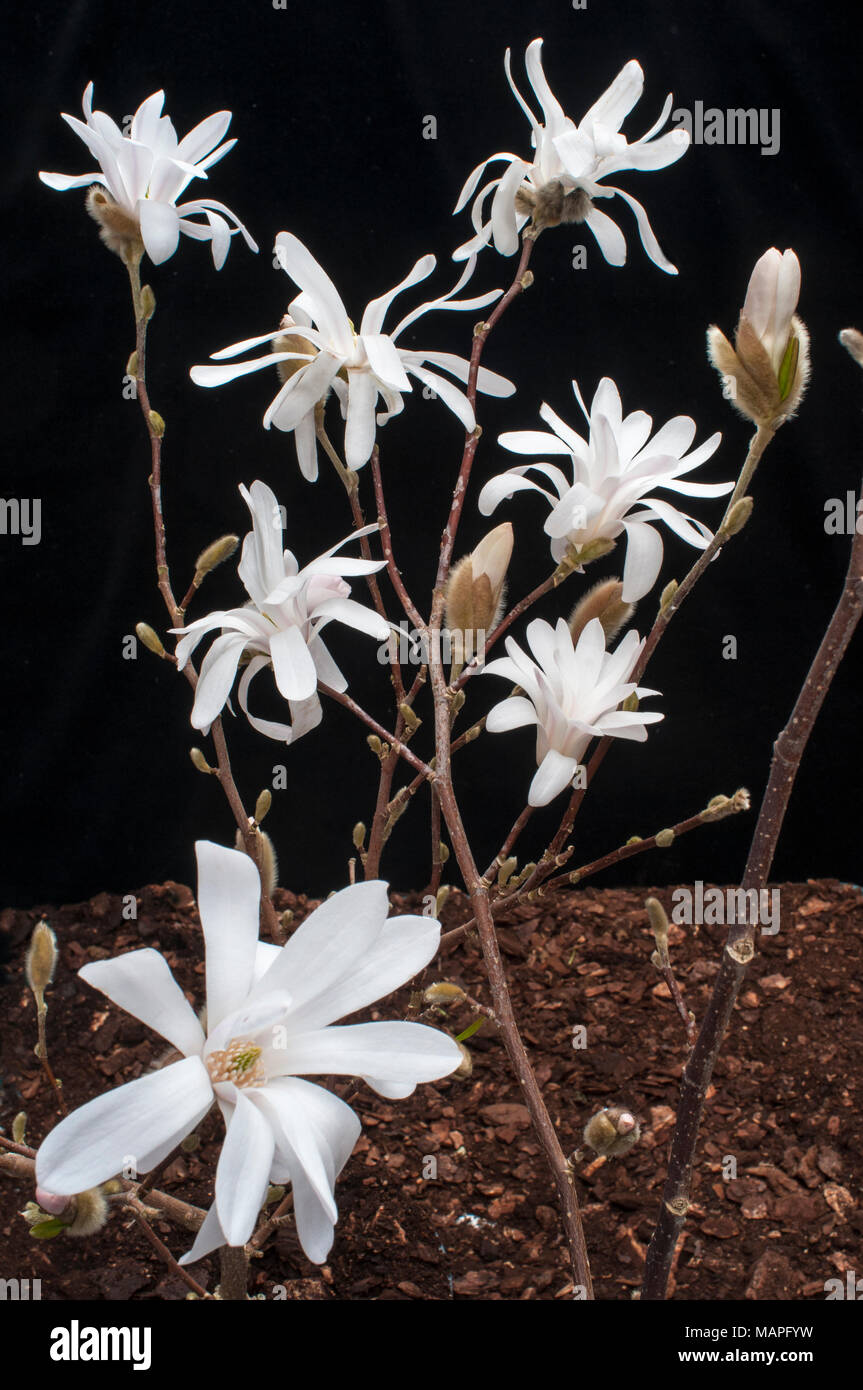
454 38 690 272
478 377 731 603
484 617 662 806
190 232 515 477
36 841 462 1265
39 83 257 267
172 480 391 742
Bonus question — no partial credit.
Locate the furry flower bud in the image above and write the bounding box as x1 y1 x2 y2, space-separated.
583 1106 641 1158
707 248 810 427
26 920 57 1000
569 577 634 647
446 522 513 662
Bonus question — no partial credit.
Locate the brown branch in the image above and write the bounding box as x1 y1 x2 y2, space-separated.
126 1196 209 1298
371 446 426 629
642 472 863 1300
319 683 432 777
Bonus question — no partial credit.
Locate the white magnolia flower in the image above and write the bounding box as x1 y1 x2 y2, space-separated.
484 616 662 805
190 232 515 477
479 377 731 603
36 841 462 1265
39 83 257 268
172 480 391 743
454 38 690 272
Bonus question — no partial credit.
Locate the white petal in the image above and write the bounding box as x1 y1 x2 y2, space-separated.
80 950 205 1058
528 749 579 807
191 631 249 729
621 520 664 602
584 205 627 267
195 840 262 1031
268 1021 462 1082
269 624 319 702
215 1093 275 1246
137 198 180 265
179 1201 225 1266
486 695 538 733
36 1057 213 1195
344 369 378 469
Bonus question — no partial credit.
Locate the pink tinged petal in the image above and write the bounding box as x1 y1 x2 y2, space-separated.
179 1201 225 1266
528 749 580 807
175 110 232 165
770 250 801 369
215 1093 275 1247
312 595 391 641
742 248 783 341
621 520 664 601
79 950 205 1057
36 1057 214 1195
359 254 436 336
344 369 378 469
584 205 628 267
490 157 531 256
137 198 180 265
253 880 389 1018
191 631 249 728
269 1021 462 1083
604 186 678 274
486 695 538 733
284 915 443 1032
269 624 319 701
39 170 107 191
273 233 353 355
195 839 261 1030
362 333 412 390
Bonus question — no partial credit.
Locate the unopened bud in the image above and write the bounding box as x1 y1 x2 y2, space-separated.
435 885 451 916
423 982 467 1006
352 821 366 850
189 747 215 775
453 1042 473 1079
446 522 513 660
497 856 518 889
86 186 144 260
126 350 138 377
583 1106 641 1158
12 1112 27 1143
839 327 863 369
135 622 166 657
399 703 421 733
655 828 675 849
721 497 754 538
659 579 678 615
194 534 239 581
139 285 156 321
64 1187 110 1238
254 789 272 824
273 321 317 386
646 897 670 965
148 409 165 437
367 734 383 757
181 1132 200 1153
569 578 634 646
438 842 450 864
26 919 57 1000
621 692 639 713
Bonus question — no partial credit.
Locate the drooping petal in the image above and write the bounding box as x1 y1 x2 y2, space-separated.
528 749 579 806
36 1057 213 1196
215 1092 275 1247
269 624 319 702
137 198 180 264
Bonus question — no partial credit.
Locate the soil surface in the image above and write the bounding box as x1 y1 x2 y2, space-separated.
1 877 861 1301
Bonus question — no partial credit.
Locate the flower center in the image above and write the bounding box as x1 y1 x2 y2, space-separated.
206 1038 267 1089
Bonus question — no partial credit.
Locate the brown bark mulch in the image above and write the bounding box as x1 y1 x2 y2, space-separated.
1 876 860 1300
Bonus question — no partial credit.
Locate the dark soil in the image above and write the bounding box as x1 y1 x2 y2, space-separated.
1 877 861 1301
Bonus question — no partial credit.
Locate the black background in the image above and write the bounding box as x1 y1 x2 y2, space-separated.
2 0 861 908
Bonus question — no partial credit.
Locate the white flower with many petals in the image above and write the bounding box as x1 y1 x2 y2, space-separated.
484 617 662 805
39 83 257 267
454 39 690 272
190 233 515 477
172 481 391 742
479 377 731 603
36 841 462 1265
